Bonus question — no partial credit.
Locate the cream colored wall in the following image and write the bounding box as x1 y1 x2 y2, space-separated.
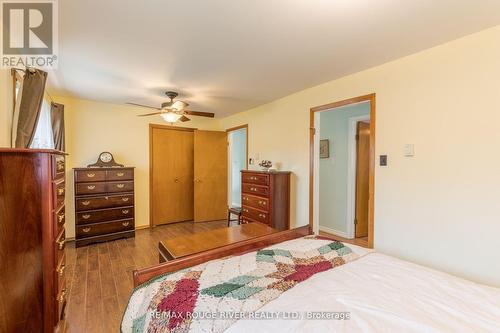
55 96 223 239
0 69 13 147
220 25 500 287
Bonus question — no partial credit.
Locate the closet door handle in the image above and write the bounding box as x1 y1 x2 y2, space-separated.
174 177 179 183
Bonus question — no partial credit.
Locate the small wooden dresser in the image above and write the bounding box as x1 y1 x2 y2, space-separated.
73 167 135 247
0 149 67 333
240 170 291 230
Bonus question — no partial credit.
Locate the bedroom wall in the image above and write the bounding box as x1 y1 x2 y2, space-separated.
319 103 370 235
220 25 500 287
0 69 12 147
54 96 223 239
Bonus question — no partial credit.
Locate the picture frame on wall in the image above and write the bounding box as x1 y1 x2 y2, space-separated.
320 139 329 158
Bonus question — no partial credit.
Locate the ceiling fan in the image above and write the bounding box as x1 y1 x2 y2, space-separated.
127 91 215 123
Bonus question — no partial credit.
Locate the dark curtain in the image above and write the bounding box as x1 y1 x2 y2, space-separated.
15 69 48 148
50 103 65 151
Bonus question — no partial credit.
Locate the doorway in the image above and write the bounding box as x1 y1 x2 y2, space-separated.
310 94 375 248
149 124 228 226
227 125 248 208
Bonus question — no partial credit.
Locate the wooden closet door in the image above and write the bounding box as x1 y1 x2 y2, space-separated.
151 126 194 226
194 130 228 222
355 121 370 237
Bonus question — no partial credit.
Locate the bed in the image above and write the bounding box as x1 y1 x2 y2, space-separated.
122 227 500 333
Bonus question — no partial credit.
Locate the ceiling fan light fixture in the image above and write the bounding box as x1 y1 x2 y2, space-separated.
161 112 182 123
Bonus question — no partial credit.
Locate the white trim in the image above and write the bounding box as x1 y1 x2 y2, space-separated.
313 112 321 234
319 226 350 239
346 114 370 239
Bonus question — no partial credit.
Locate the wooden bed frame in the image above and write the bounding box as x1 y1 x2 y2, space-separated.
133 226 311 287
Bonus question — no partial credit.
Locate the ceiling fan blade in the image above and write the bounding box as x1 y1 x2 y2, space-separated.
179 115 191 122
126 102 161 110
184 110 215 118
137 111 164 117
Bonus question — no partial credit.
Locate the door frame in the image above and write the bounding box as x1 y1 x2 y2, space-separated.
347 114 370 239
309 94 376 248
226 124 248 207
149 123 197 227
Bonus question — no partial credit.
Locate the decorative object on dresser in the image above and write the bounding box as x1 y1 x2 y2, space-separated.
0 149 67 333
241 170 291 230
74 154 135 247
258 160 272 171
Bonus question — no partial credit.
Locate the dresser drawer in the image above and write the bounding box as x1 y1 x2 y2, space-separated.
76 206 134 225
75 194 134 211
75 182 107 195
242 173 269 185
55 228 65 265
75 169 106 182
55 254 66 296
106 169 134 181
242 205 269 224
242 194 269 211
56 286 67 321
54 205 65 235
76 219 134 238
52 155 65 180
242 183 269 197
53 180 65 209
106 181 134 193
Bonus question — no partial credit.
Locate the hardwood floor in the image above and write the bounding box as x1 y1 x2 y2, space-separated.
61 220 228 333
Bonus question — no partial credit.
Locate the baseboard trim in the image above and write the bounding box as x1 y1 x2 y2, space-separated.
319 226 352 239
135 225 150 230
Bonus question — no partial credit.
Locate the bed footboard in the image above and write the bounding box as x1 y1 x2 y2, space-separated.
133 226 310 287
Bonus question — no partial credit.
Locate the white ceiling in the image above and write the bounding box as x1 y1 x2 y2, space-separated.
49 0 500 117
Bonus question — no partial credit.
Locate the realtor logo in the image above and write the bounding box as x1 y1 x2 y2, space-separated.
1 0 58 68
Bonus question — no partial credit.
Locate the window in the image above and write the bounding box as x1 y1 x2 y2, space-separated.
30 99 55 149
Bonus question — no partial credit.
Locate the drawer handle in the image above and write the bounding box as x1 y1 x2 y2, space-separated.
122 209 129 214
259 214 266 218
86 173 95 178
122 221 130 227
57 264 66 277
87 185 95 190
116 184 125 188
56 237 65 250
82 214 91 220
82 227 91 233
243 208 248 213
116 172 125 177
57 163 64 171
58 213 65 223
58 188 65 195
251 187 257 192
58 289 67 304
122 197 130 202
82 200 90 206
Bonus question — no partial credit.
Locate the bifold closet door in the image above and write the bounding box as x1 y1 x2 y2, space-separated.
151 126 194 226
194 130 228 222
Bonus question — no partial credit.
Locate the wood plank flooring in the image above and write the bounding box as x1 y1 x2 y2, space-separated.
61 220 228 333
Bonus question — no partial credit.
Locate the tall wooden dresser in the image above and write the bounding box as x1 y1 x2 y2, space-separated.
73 167 135 247
240 170 291 230
0 149 67 333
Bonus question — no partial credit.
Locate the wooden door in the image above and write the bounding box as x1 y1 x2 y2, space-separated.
151 126 194 226
355 121 370 237
194 130 228 222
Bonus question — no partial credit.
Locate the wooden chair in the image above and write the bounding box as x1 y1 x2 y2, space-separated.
227 206 242 226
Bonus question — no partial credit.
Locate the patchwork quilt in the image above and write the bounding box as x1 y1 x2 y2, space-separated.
121 236 360 333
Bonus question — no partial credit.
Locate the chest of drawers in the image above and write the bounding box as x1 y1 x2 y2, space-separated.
240 170 291 230
0 149 67 332
73 167 135 247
